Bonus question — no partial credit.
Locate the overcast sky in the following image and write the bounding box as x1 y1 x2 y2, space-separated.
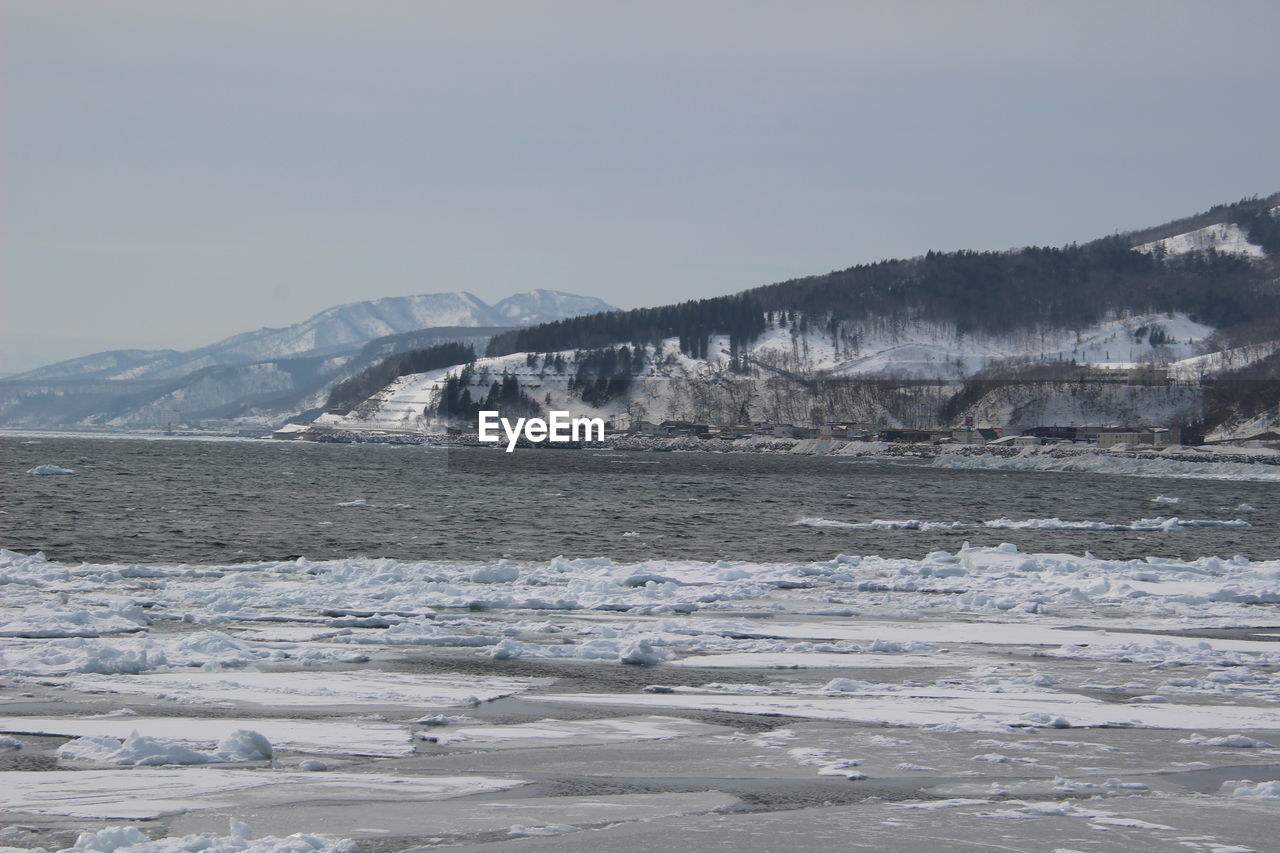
3 1 1278 373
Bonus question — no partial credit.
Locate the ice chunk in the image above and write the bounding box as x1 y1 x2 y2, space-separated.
72 826 149 852
1222 779 1280 800
1180 733 1273 748
55 729 272 766
57 732 216 766
213 729 273 761
66 823 357 853
619 639 671 666
27 464 75 475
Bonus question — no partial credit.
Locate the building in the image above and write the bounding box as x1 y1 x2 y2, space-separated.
1079 366 1170 386
989 434 1042 447
1095 427 1181 448
951 427 1000 444
1021 425 1081 442
817 422 878 440
657 420 710 438
879 428 947 443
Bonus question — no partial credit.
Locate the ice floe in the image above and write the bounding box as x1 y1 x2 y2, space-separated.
419 715 726 749
63 670 538 709
53 822 355 853
935 448 1280 481
0 769 522 818
56 729 272 765
1221 779 1280 800
531 681 1280 730
0 716 412 756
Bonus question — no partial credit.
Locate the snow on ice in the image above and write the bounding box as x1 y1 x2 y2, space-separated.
2 536 1280 847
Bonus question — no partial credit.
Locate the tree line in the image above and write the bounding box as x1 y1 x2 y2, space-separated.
487 217 1274 364
325 342 475 414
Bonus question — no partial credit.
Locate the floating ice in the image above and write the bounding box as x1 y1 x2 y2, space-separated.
66 669 536 709
795 518 968 531
935 448 1280 481
982 516 1249 531
56 728 271 766
530 684 1280 730
1179 733 1274 748
26 465 75 475
1221 779 1280 800
0 716 411 757
422 715 724 749
0 769 523 819
983 518 1126 531
619 638 671 665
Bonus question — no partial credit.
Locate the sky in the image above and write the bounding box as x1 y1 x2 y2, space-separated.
3 1 1279 374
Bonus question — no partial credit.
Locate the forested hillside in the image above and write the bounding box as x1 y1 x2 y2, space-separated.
489 195 1279 362
322 193 1280 438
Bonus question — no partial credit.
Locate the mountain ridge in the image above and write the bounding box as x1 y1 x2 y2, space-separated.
0 289 615 429
328 192 1280 441
14 288 615 383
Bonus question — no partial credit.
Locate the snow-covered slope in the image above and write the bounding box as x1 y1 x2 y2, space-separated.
203 292 501 364
14 290 617 384
0 290 617 430
14 349 192 383
328 311 1230 434
742 314 1213 382
491 289 614 326
1133 223 1266 259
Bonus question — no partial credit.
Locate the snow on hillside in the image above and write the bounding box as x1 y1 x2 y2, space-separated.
1168 341 1280 381
745 314 1213 381
491 289 615 326
11 290 617 384
1133 223 1265 259
956 383 1206 434
13 350 190 383
329 312 1219 432
104 361 341 429
203 292 501 363
1207 410 1279 442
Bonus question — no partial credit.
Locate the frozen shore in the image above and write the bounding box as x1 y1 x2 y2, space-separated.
2 543 1278 852
302 428 1280 481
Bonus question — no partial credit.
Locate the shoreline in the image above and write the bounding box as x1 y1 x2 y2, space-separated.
302 429 1280 467
7 427 1280 480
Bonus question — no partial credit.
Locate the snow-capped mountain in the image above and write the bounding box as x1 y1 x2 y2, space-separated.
204 292 502 365
0 289 615 429
12 290 616 384
490 290 616 326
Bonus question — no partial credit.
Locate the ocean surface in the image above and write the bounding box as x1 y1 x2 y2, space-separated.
3 434 1275 565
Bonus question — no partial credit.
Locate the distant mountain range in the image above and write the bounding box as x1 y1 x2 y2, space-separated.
13 290 614 383
12 192 1280 439
0 289 615 429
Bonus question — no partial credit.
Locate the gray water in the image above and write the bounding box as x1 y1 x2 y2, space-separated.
2 435 1276 564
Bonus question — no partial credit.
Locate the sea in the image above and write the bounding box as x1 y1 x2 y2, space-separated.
3 434 1275 565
